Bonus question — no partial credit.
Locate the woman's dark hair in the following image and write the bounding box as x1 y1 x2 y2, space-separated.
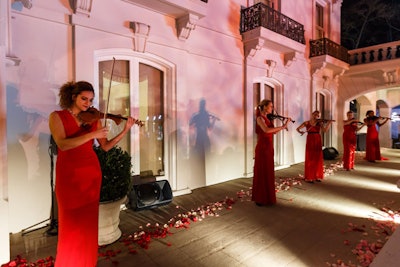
58 81 94 109
365 110 374 116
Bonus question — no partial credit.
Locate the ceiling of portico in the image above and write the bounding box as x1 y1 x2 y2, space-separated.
339 58 400 105
339 75 400 101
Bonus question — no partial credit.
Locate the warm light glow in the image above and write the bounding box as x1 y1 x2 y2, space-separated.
360 165 400 176
295 191 378 218
287 166 400 219
334 174 400 193
369 209 400 224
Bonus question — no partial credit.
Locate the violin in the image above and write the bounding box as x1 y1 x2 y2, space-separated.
267 113 295 123
78 107 144 127
366 116 391 121
316 119 335 123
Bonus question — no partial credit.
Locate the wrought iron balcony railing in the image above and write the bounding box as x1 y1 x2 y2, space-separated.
240 3 305 45
310 38 349 63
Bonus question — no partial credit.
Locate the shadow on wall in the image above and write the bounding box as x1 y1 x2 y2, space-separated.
6 84 51 232
188 98 219 188
6 85 49 182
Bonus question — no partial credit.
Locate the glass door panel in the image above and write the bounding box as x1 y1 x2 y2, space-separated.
98 59 165 178
139 63 164 176
99 60 131 152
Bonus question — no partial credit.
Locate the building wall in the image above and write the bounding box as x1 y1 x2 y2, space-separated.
1 38 10 266
4 0 254 234
1 1 10 262
3 0 398 252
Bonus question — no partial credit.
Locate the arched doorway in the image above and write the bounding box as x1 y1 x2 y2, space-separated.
253 77 285 166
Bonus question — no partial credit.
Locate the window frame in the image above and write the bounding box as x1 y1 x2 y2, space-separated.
93 48 177 189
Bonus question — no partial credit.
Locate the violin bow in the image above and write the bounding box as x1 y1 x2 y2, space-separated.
103 57 116 128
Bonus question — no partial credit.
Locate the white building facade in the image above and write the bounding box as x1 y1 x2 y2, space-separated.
1 0 399 262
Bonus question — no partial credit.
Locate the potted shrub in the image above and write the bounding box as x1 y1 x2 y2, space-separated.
94 145 133 245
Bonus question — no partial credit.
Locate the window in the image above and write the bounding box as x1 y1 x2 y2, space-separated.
99 60 131 150
315 90 333 147
253 79 285 166
138 63 164 176
315 3 324 39
98 58 166 178
254 0 279 9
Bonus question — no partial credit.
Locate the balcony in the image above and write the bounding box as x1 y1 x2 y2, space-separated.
310 38 349 63
348 41 400 65
123 0 208 40
240 3 305 58
344 41 400 85
309 38 350 76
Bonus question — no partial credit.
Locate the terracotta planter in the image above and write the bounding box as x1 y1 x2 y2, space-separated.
98 196 127 246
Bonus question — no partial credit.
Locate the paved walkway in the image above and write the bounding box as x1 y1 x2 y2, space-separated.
8 149 400 267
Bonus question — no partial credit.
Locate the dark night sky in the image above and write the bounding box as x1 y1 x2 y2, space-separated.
341 0 400 49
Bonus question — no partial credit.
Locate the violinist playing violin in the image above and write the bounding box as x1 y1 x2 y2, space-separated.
342 111 364 171
252 99 292 206
296 110 333 183
48 81 137 267
363 110 390 162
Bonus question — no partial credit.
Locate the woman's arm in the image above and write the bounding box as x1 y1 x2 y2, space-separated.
296 121 307 135
377 117 390 127
97 117 136 151
356 123 365 131
364 117 380 126
343 119 357 125
257 116 286 134
49 111 109 151
321 121 333 133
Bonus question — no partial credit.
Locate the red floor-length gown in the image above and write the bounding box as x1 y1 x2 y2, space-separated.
342 123 357 170
365 123 381 161
304 122 324 181
252 114 276 205
55 110 101 267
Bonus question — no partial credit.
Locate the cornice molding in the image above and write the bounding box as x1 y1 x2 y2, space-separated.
176 13 199 41
244 38 264 58
71 0 93 17
129 21 151 53
6 56 21 66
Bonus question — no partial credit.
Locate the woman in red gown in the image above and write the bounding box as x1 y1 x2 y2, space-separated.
296 110 333 183
49 81 136 267
364 110 390 162
342 111 364 170
252 99 291 206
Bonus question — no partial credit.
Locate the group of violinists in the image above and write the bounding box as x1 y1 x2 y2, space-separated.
252 99 390 207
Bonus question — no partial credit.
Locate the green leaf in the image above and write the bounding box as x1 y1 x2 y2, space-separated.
94 146 133 202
